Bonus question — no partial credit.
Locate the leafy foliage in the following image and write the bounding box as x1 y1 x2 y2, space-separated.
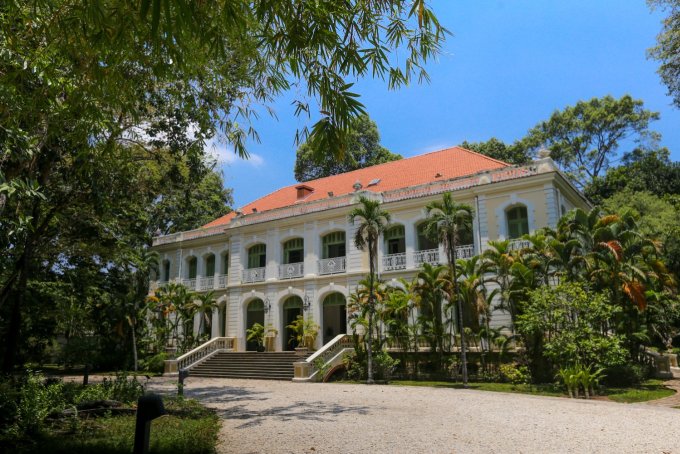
517 282 628 370
648 0 680 107
295 114 402 182
519 95 659 189
459 138 531 165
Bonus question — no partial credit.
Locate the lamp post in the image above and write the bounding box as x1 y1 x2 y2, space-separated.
303 294 311 313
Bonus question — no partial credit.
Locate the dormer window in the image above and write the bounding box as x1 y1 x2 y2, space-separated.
296 184 314 200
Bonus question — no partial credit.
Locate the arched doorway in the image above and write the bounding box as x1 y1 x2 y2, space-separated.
245 299 265 351
322 293 347 344
282 296 303 351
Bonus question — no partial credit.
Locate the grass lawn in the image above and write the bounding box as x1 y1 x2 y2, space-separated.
391 380 563 397
390 379 675 403
3 397 220 454
603 379 675 403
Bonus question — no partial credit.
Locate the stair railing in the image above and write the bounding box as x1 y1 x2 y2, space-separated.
293 334 354 382
164 337 236 375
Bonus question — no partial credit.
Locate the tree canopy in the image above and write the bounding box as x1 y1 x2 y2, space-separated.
294 114 402 182
648 0 680 108
459 138 531 165
520 95 659 189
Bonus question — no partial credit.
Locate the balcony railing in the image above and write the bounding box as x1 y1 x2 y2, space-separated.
242 267 266 283
217 274 228 288
456 244 475 259
198 276 214 291
318 257 346 275
279 262 304 279
383 253 406 271
414 249 440 266
508 238 531 251
182 278 197 290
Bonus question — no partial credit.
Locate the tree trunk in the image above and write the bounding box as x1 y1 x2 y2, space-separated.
366 238 375 384
2 240 32 373
131 322 138 372
450 234 468 387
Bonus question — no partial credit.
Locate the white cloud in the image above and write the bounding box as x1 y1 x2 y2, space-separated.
206 139 265 168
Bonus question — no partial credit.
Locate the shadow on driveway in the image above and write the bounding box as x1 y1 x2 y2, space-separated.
218 400 371 429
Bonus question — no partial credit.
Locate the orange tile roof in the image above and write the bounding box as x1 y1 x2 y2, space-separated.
203 146 509 228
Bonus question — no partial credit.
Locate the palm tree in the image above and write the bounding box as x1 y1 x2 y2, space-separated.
414 262 450 368
194 291 219 343
348 195 391 384
424 192 474 386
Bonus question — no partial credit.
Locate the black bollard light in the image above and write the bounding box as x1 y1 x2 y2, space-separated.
133 393 166 454
178 368 189 396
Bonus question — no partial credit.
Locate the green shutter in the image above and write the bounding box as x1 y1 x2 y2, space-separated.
206 255 215 276
248 244 266 268
188 257 197 278
506 206 529 239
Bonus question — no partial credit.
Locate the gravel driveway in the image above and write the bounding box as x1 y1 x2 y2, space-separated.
149 377 679 454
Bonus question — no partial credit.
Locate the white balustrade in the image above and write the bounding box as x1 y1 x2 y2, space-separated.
176 337 236 370
382 253 406 271
217 274 228 288
508 238 531 251
414 248 440 266
242 267 266 283
318 256 346 275
279 262 304 279
455 244 475 259
199 276 214 291
182 278 197 290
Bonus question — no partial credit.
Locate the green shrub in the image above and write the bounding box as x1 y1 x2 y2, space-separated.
16 371 65 435
601 362 649 387
499 363 531 385
373 351 400 381
142 352 168 374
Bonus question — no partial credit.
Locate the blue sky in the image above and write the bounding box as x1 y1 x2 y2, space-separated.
211 0 680 208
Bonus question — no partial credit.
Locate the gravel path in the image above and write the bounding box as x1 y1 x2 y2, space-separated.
147 377 680 454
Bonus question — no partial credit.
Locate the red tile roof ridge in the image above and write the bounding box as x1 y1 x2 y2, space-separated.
292 146 510 187
202 146 511 228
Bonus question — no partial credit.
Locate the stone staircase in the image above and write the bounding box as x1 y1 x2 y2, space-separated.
189 351 305 380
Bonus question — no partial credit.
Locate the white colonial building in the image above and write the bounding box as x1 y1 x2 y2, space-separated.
150 147 589 354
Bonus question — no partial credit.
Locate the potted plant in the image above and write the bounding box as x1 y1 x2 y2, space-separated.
247 323 279 352
246 323 267 352
287 315 320 354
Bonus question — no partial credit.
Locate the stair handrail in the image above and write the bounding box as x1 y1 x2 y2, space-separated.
177 336 236 370
304 334 353 366
293 334 354 382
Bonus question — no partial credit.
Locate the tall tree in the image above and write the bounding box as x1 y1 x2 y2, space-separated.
459 138 531 165
520 95 659 189
648 0 680 108
423 192 474 386
295 114 402 182
585 148 680 203
349 195 391 384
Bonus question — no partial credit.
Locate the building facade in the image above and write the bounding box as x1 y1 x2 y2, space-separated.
150 147 589 352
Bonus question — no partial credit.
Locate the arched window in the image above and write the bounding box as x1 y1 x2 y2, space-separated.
205 254 215 276
223 252 229 275
384 225 405 254
322 232 346 259
416 223 438 251
506 205 529 239
247 244 266 269
187 257 198 279
282 238 304 264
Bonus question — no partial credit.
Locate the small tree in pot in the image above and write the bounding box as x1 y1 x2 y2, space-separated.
287 315 320 353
